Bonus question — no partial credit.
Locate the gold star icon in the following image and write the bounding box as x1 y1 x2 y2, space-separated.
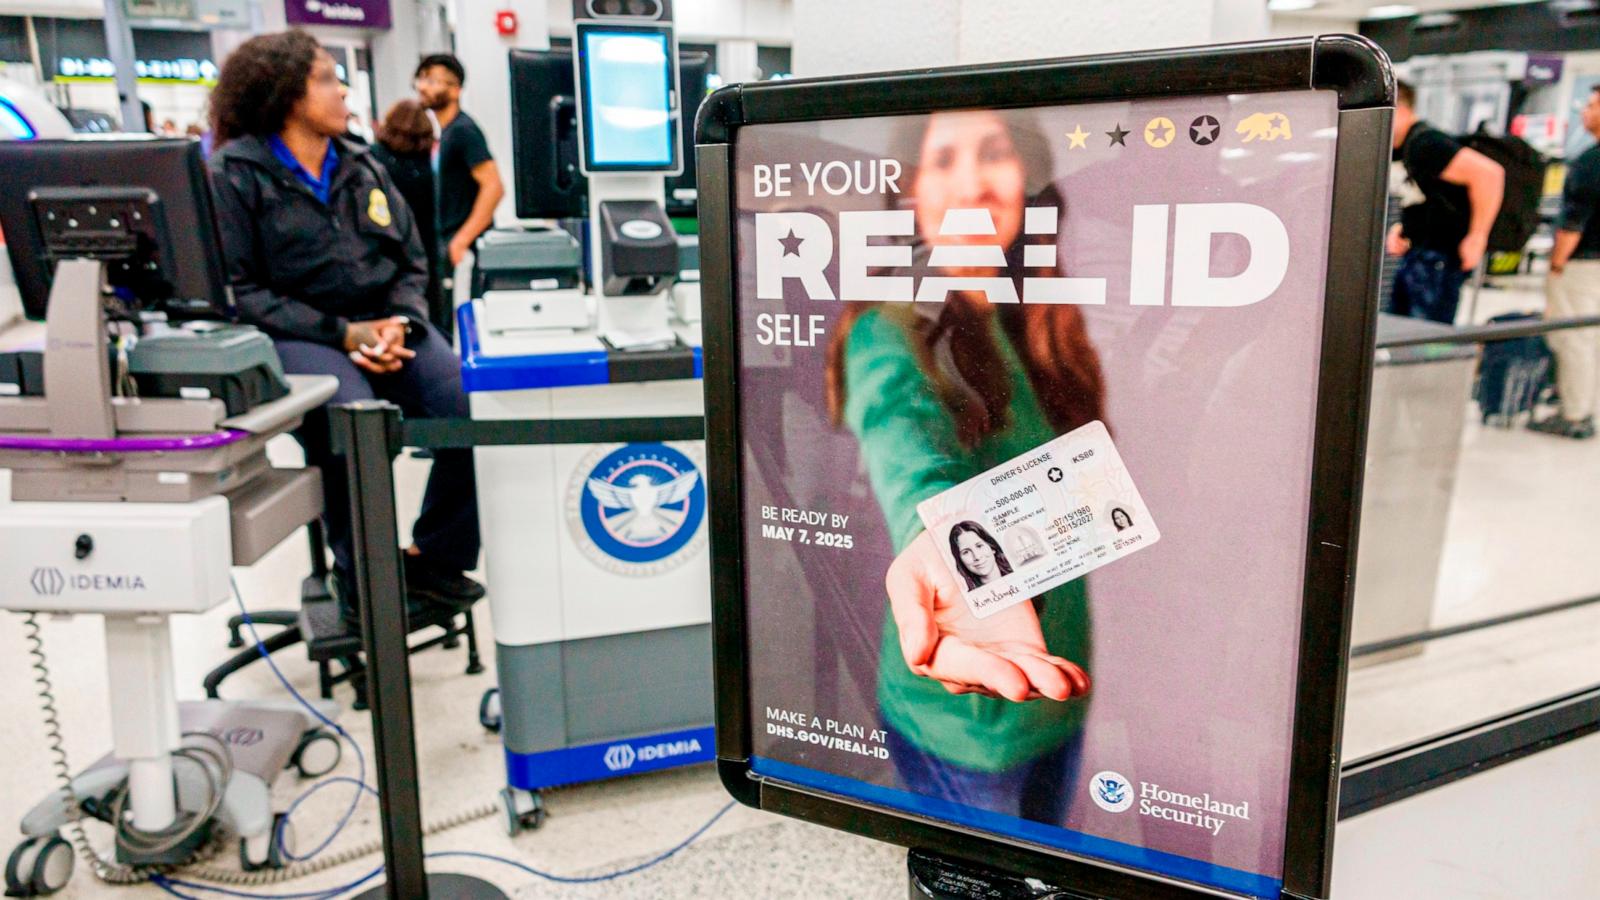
1066 124 1089 149
1144 116 1175 148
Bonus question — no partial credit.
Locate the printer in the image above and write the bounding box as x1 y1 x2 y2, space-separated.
1 321 289 416
473 228 588 334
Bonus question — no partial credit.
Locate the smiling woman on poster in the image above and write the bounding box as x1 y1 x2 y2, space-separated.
949 521 1013 590
825 109 1102 823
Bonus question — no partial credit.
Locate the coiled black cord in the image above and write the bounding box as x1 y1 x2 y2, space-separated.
109 732 233 859
21 612 228 885
22 612 148 884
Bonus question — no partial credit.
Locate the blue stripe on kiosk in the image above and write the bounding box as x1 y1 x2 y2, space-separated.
508 726 716 791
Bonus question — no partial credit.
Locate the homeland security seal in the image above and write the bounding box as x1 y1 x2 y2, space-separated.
566 442 707 576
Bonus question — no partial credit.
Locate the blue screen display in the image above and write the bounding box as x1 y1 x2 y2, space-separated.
581 29 675 170
0 97 37 140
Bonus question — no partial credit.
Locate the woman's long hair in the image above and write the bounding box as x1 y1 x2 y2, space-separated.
377 99 434 156
949 521 1012 590
208 30 321 148
826 113 1105 446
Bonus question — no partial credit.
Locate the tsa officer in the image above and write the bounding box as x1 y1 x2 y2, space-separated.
207 30 483 622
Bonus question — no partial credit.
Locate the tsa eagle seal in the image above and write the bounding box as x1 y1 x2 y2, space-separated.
567 442 707 576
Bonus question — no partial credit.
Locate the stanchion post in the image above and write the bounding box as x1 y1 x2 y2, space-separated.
332 400 428 900
332 400 507 900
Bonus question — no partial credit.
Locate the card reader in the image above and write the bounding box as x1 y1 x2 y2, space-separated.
597 200 678 297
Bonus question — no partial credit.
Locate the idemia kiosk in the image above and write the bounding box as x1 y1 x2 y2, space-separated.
695 37 1393 900
459 1 713 827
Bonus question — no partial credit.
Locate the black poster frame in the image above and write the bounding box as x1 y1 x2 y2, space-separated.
695 35 1393 900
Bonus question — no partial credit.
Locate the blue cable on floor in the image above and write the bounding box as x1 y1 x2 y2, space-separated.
149 802 737 899
150 583 739 899
428 798 737 885
228 579 374 863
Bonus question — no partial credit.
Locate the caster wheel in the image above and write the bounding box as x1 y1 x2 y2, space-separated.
6 834 73 897
290 730 342 779
497 787 545 837
478 688 503 734
240 813 294 872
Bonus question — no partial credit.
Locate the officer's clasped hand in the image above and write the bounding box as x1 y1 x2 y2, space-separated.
343 316 417 374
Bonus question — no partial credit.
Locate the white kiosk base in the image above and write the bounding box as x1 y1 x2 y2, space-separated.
461 300 712 806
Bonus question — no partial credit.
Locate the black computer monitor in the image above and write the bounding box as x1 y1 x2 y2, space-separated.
509 47 709 220
664 50 708 217
510 48 584 220
0 138 231 321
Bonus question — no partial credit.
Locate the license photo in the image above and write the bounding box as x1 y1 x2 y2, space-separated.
917 421 1160 619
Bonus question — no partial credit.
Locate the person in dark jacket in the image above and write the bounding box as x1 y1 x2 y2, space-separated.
371 99 443 331
207 30 482 619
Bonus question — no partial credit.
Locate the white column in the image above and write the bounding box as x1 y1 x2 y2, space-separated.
715 38 759 84
104 616 181 833
452 0 549 223
252 0 288 32
417 0 449 55
101 0 144 132
793 0 959 76
1210 0 1271 44
793 0 1269 77
1270 14 1361 39
370 0 424 115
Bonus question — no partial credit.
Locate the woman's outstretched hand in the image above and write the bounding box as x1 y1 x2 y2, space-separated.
887 530 1091 703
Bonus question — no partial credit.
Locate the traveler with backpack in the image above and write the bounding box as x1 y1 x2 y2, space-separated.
1388 80 1505 325
1532 85 1600 440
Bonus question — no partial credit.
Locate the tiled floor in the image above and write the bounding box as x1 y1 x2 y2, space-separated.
0 276 1596 898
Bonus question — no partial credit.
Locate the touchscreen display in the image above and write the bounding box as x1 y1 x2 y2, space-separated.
580 28 676 171
732 90 1339 897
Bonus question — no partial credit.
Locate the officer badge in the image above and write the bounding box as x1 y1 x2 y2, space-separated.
367 188 392 227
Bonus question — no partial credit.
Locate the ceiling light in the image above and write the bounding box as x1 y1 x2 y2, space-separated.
1268 0 1319 11
1366 4 1418 16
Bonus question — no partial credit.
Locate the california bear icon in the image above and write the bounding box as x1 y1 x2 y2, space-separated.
1235 112 1292 143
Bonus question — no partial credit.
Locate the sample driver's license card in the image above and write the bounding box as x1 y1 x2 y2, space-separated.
916 420 1160 619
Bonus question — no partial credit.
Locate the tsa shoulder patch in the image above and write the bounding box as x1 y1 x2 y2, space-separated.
367 188 392 227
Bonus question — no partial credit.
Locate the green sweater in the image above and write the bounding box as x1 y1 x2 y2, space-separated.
842 308 1091 773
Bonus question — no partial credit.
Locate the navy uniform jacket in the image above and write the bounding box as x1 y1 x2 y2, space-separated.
209 134 429 346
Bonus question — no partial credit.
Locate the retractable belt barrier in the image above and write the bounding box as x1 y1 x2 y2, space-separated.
1337 684 1600 819
1345 312 1600 821
398 416 705 450
1357 312 1600 653
1375 313 1600 350
1350 592 1600 658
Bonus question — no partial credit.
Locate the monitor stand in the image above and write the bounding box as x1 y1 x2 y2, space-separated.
42 257 115 439
908 849 1093 900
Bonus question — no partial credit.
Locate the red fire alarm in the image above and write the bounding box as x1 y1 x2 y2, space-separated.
495 10 518 36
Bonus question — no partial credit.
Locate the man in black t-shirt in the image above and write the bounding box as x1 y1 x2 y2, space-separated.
1387 80 1504 324
416 53 504 333
1532 85 1600 439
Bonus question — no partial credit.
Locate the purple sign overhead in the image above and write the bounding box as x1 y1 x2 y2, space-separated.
285 0 391 29
1527 55 1563 86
